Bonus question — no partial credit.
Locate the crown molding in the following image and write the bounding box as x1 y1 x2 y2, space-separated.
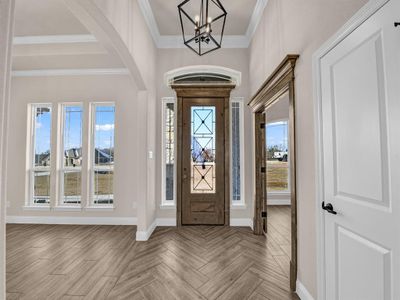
12 68 130 77
245 0 268 39
138 0 268 49
13 34 97 45
137 0 161 47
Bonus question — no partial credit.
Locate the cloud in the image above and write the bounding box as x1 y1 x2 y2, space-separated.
36 122 42 129
95 124 114 131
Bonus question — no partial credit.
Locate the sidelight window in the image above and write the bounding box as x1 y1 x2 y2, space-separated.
231 98 245 205
162 98 176 206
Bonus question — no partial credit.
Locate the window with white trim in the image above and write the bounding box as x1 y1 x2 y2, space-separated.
90 103 115 206
161 98 176 206
231 98 245 205
29 104 52 205
59 104 83 205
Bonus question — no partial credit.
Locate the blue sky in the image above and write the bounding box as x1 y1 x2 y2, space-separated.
266 121 288 150
94 106 115 150
34 106 115 155
191 106 216 153
35 109 51 155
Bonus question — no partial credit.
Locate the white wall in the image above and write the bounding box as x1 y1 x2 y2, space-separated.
6 75 141 221
249 0 368 297
0 0 14 297
91 0 158 231
155 48 254 221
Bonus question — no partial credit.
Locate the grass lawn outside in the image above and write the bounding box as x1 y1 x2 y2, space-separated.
34 172 113 197
267 160 289 192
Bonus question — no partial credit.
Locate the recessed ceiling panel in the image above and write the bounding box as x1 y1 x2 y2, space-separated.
149 0 257 35
14 0 89 36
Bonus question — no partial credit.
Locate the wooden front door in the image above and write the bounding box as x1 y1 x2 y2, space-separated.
181 98 225 225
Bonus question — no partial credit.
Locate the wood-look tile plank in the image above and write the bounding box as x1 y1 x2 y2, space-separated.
6 293 21 300
83 276 118 300
6 206 295 299
216 270 262 300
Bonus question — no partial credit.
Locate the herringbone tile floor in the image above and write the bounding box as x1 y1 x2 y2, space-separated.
6 206 299 300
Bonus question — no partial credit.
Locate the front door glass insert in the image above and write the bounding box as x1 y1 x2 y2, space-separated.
191 106 216 194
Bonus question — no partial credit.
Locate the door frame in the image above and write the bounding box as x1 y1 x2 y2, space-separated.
248 55 299 291
171 84 235 226
313 0 390 299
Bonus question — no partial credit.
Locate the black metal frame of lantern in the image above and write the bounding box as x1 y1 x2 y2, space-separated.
178 0 227 56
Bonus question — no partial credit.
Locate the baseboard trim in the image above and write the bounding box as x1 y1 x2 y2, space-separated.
296 280 315 300
136 219 157 241
230 218 253 230
156 218 176 226
7 216 253 240
267 199 291 205
6 215 137 225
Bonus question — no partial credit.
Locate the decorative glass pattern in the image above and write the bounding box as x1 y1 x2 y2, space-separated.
231 102 241 201
191 106 216 193
165 103 175 201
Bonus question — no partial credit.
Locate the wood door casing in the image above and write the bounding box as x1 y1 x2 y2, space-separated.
181 98 225 225
172 84 234 227
248 55 299 291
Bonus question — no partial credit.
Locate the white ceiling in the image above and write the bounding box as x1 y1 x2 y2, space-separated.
12 0 126 73
14 0 89 36
139 0 267 48
149 0 257 36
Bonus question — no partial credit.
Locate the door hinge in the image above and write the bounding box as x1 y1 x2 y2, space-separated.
261 211 267 218
260 123 265 129
260 167 266 173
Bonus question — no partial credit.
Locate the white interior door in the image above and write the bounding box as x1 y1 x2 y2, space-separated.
320 1 400 299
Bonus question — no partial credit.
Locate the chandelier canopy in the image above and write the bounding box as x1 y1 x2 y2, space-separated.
178 0 227 56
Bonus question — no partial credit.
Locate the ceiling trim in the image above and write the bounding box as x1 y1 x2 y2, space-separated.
12 68 130 77
138 0 268 49
13 35 97 45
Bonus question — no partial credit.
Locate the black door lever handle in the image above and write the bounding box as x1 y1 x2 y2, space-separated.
395 22 400 27
322 201 337 215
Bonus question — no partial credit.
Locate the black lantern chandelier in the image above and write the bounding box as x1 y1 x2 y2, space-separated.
178 0 227 56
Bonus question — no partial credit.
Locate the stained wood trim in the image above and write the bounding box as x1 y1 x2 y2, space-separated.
172 84 235 226
253 113 266 235
248 55 299 292
248 55 299 111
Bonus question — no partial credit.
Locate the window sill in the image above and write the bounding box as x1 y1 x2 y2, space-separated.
160 204 176 210
231 203 247 209
268 191 290 196
54 206 82 212
85 206 115 212
23 205 50 211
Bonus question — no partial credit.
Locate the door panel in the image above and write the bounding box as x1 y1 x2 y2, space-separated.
320 0 400 299
182 99 225 225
